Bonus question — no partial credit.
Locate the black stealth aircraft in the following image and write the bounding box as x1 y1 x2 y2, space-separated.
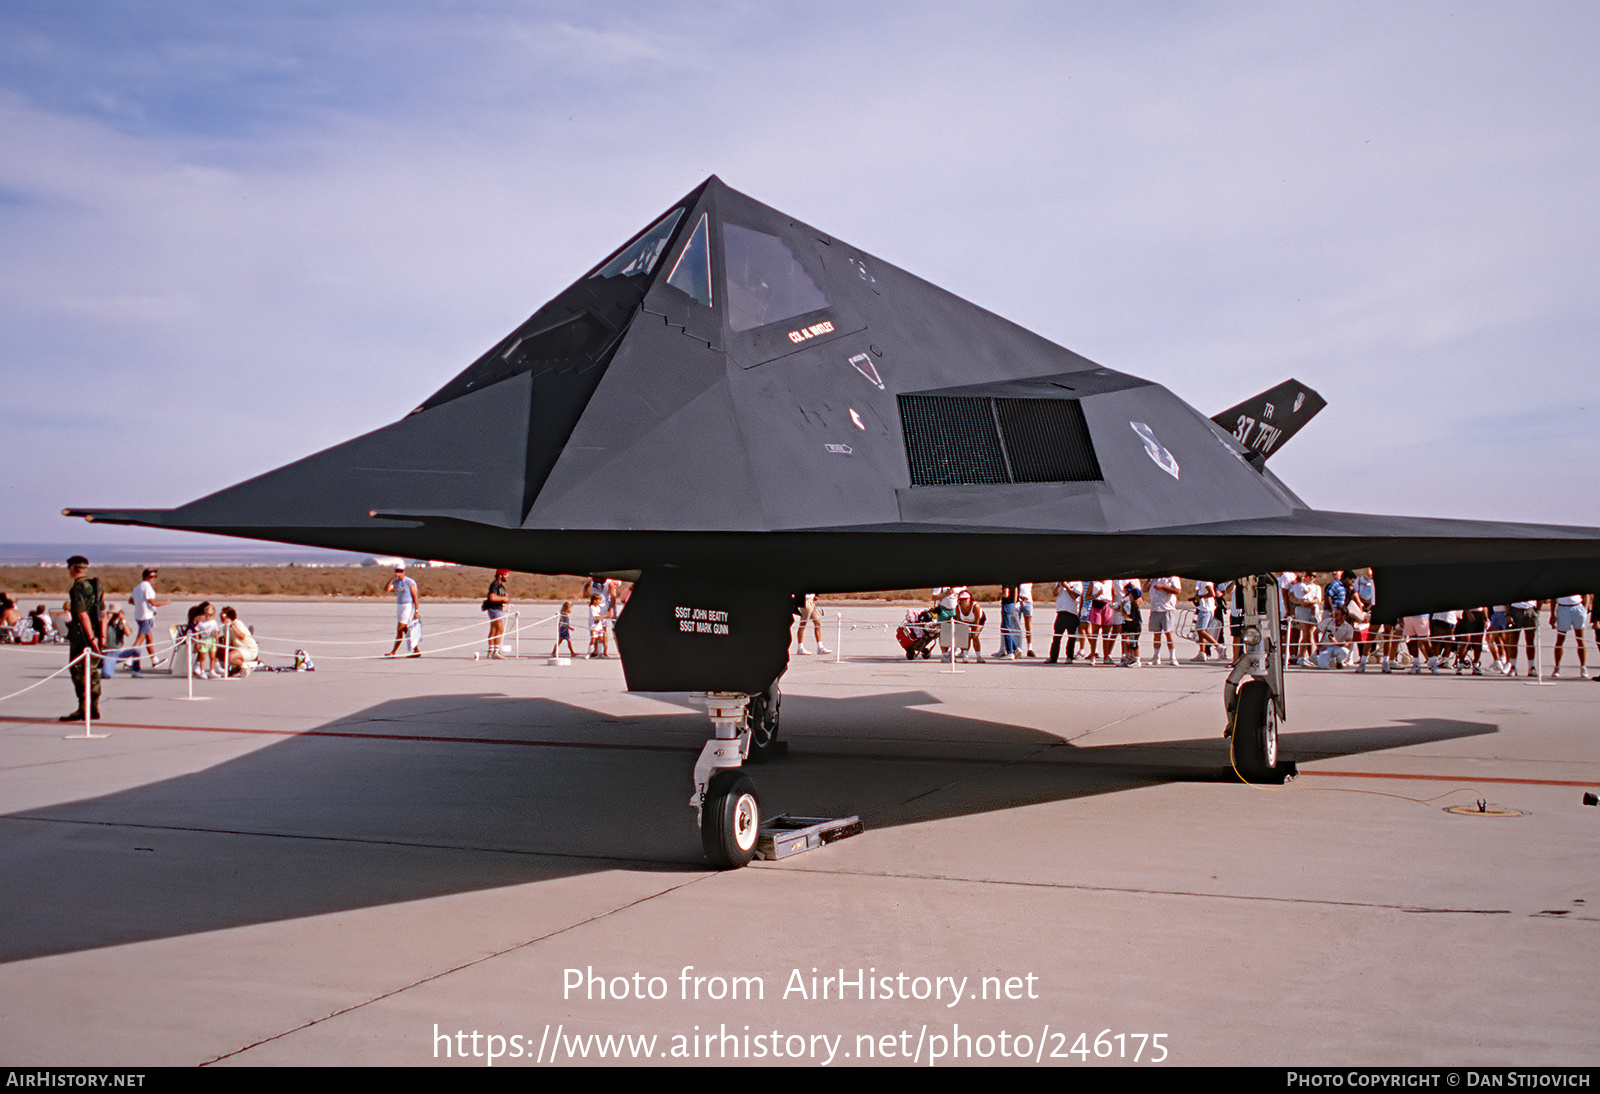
69 177 1600 866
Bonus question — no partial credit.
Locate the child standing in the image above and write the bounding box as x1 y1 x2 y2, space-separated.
587 595 611 658
553 601 577 658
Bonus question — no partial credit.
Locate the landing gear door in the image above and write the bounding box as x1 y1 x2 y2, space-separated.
1259 575 1286 722
614 572 793 695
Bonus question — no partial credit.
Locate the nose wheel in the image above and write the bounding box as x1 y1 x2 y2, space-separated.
1222 575 1296 785
1229 679 1282 782
702 770 761 868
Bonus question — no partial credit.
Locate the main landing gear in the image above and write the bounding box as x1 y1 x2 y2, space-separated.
1222 574 1297 784
692 688 783 868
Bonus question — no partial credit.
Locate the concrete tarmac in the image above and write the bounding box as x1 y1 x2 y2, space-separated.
0 600 1595 1067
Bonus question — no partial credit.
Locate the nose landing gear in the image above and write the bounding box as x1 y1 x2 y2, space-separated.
691 690 781 868
1222 574 1296 784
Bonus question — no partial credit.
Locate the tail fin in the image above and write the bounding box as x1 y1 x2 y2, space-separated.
1211 378 1326 466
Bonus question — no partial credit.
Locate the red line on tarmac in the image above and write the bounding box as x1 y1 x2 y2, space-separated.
1301 768 1592 788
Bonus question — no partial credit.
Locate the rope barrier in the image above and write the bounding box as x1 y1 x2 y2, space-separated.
0 653 82 703
2 608 1590 715
245 612 557 661
246 613 518 647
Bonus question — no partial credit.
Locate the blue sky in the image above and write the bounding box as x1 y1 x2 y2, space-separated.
3 1 1598 552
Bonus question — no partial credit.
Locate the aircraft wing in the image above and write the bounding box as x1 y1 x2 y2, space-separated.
67 503 1600 624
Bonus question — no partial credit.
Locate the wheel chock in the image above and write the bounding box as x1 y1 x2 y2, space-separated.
756 814 863 861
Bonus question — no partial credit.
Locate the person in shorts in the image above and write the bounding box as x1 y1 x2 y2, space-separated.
1017 582 1036 657
1084 579 1115 664
1550 594 1590 678
587 594 612 658
552 601 577 658
385 565 421 657
954 589 985 662
1287 573 1321 667
1191 579 1219 662
1148 576 1181 666
127 568 170 675
1506 600 1538 676
1455 607 1488 675
1485 605 1511 674
1403 613 1433 674
793 593 830 655
484 569 510 658
1429 610 1460 672
188 601 220 678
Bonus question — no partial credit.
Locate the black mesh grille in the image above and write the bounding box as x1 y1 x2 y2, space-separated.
899 394 1100 486
899 396 1009 485
994 398 1102 482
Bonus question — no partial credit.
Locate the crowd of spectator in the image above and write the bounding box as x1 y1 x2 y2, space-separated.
18 555 1597 722
916 572 1597 678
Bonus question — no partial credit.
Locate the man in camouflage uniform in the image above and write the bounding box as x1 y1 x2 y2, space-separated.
61 555 105 722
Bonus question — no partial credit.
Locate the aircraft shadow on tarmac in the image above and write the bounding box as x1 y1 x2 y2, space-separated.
0 692 1494 962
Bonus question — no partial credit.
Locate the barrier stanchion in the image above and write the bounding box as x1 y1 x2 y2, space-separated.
834 611 843 663
173 635 210 702
514 611 521 659
63 649 108 740
940 618 964 675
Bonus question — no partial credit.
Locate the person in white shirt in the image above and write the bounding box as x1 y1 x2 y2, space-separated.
1403 613 1432 675
1429 609 1461 673
127 568 170 675
1084 580 1115 664
954 589 986 662
1315 608 1355 669
1048 581 1083 664
1148 576 1181 666
1287 574 1321 666
1191 579 1218 662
